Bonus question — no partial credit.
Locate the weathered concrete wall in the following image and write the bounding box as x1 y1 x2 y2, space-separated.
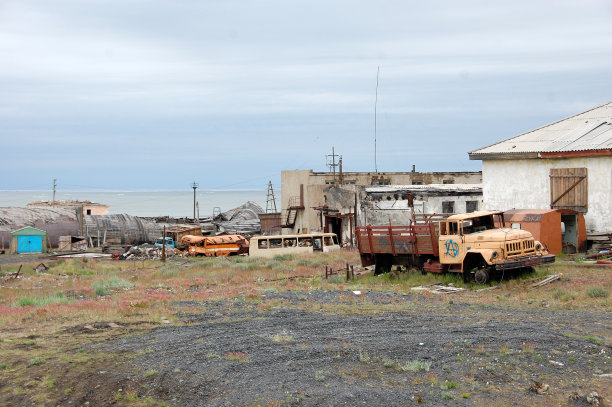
281 169 482 235
482 157 612 234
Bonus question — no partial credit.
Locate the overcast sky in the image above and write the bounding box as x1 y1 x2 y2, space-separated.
1 0 611 191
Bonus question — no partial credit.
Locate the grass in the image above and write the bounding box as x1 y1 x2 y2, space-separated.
586 286 609 298
0 251 608 406
92 277 133 296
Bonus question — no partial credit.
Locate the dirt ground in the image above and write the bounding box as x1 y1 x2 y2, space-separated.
49 291 611 406
0 252 610 406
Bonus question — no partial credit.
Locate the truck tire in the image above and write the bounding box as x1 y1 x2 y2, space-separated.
374 255 393 275
474 268 490 284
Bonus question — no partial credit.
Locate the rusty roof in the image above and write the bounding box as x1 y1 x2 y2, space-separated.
469 101 612 159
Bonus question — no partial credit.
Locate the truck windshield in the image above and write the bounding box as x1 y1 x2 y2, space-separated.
463 216 494 234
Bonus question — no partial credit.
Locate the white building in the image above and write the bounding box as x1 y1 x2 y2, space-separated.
469 102 612 236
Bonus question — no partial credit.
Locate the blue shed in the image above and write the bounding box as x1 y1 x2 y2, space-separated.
11 226 48 254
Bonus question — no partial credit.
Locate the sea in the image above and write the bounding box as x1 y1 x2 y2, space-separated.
0 190 269 218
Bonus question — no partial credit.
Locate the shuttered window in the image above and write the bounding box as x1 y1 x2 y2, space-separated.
550 168 587 212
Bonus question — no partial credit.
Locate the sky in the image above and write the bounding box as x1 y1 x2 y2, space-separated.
1 0 611 191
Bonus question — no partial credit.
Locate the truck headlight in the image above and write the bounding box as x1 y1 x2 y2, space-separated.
535 243 542 250
490 251 498 260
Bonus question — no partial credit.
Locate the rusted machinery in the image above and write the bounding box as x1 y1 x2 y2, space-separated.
181 234 249 257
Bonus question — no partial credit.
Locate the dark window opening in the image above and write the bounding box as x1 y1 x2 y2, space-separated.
86 209 92 215
442 201 455 214
466 201 478 213
443 179 454 184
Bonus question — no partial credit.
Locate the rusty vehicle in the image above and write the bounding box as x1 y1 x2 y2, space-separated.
181 234 249 257
356 210 555 283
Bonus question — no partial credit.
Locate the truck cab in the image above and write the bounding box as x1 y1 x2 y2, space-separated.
438 211 554 283
154 237 175 249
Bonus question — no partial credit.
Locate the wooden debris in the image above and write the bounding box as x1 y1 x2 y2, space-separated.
529 274 560 289
411 284 465 294
529 380 549 394
476 285 500 292
2 264 22 281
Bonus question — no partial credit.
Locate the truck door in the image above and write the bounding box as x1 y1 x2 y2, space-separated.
438 221 463 264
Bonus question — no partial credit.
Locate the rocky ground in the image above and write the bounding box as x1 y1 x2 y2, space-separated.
61 290 610 406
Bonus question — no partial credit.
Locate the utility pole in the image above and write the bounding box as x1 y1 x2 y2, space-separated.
161 225 166 263
52 179 57 204
326 147 341 184
191 182 199 220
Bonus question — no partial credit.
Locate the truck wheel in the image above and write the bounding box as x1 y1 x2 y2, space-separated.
374 255 392 275
474 269 490 284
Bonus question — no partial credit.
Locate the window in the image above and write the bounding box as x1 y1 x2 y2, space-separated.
550 168 587 212
86 209 92 215
258 239 269 249
324 236 333 246
412 181 423 185
443 179 454 184
511 223 521 229
313 237 323 251
466 201 478 213
283 238 297 247
442 201 455 213
269 238 282 248
448 222 459 235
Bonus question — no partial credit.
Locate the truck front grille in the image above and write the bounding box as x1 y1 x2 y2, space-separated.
506 239 535 258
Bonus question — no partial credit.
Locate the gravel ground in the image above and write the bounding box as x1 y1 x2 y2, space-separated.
100 290 610 406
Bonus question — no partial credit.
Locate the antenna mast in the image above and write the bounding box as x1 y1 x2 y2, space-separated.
374 66 380 173
191 181 199 220
265 181 278 213
52 179 57 204
326 147 341 184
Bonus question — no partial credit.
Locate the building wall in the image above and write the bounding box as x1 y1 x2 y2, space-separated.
482 156 612 234
281 169 482 234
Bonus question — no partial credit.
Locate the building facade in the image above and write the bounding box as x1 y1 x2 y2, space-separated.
469 102 612 236
280 169 482 245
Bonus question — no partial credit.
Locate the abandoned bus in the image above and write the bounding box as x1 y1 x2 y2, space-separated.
249 233 340 258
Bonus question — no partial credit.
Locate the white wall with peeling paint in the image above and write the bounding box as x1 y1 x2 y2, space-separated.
482 157 612 234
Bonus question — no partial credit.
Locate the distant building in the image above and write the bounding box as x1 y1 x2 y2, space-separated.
280 169 482 245
469 101 612 238
27 200 109 216
10 226 47 254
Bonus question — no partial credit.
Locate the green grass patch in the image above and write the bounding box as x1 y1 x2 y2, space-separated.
14 292 72 307
586 286 609 298
92 277 133 296
27 357 46 366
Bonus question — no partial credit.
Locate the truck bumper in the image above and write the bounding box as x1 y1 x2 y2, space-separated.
494 254 555 271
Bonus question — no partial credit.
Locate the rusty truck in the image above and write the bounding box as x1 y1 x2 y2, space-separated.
356 210 555 283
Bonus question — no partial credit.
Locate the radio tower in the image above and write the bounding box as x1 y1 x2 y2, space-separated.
265 181 278 213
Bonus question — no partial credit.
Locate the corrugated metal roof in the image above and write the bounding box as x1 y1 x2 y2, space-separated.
469 102 612 156
366 184 482 193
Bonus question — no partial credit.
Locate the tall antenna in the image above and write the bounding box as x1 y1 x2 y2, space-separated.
374 66 380 173
52 179 57 204
326 147 341 184
265 181 278 213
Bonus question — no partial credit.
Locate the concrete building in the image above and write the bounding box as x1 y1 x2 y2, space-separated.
469 101 612 238
280 169 482 245
28 200 110 216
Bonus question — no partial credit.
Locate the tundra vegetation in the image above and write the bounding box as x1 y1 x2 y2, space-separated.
0 252 609 406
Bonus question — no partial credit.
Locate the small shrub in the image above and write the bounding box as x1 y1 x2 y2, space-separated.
273 254 294 261
143 369 158 378
224 351 249 362
399 360 431 372
461 393 471 399
441 380 457 389
358 350 371 364
27 357 46 366
442 392 455 400
586 286 609 298
92 277 133 296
